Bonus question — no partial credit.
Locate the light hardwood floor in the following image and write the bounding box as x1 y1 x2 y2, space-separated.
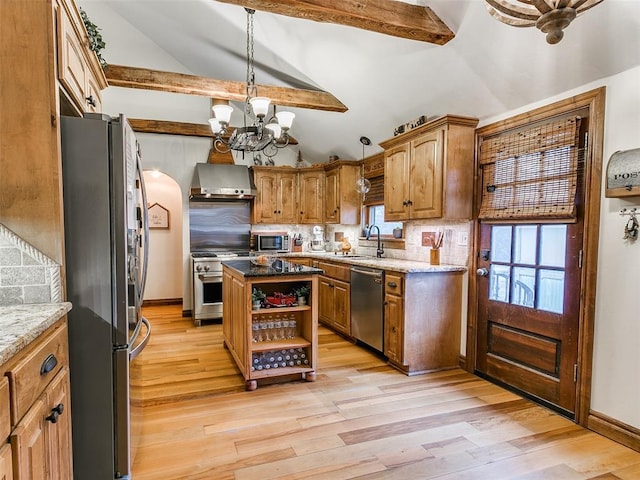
132 305 640 479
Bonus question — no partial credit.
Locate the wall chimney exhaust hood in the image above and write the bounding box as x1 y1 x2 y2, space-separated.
189 163 257 199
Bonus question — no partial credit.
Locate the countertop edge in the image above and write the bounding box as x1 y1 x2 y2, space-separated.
0 302 72 367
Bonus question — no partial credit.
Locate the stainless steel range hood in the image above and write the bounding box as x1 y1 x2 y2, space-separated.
189 163 257 199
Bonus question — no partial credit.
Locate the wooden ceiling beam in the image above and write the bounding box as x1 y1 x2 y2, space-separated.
105 64 347 113
215 0 455 45
128 118 298 145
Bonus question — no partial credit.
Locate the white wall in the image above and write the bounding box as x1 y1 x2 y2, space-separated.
479 65 640 431
143 171 183 301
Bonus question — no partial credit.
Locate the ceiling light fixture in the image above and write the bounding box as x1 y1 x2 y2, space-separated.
484 0 604 44
355 136 372 202
209 8 295 158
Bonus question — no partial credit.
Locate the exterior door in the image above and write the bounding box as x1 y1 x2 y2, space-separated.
476 221 583 416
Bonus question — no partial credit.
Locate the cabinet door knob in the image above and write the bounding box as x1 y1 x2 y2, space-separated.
85 95 97 107
476 268 489 277
387 282 397 288
46 403 65 424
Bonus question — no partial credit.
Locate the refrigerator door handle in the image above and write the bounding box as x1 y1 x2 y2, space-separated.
129 317 151 361
136 150 150 304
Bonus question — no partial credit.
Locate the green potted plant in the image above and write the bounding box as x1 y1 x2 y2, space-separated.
292 285 310 305
79 7 107 68
251 287 265 310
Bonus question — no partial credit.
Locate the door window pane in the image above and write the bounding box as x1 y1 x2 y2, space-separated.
512 267 535 308
489 264 510 303
540 225 567 267
513 225 537 265
538 269 565 313
491 226 512 263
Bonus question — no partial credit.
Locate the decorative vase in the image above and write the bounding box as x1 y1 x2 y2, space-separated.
297 296 307 306
252 300 262 310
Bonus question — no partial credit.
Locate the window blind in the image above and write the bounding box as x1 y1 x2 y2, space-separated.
363 175 384 206
478 117 582 221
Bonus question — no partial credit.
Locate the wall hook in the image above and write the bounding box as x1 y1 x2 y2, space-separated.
620 208 639 241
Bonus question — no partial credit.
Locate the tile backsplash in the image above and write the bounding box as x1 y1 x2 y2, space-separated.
0 224 61 305
260 220 471 266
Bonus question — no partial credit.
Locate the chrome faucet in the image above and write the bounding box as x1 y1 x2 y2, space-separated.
367 224 384 258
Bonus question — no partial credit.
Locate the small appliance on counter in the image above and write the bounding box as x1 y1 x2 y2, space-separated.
252 233 290 252
311 225 324 251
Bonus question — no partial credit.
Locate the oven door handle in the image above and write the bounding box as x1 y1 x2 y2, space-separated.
199 272 223 281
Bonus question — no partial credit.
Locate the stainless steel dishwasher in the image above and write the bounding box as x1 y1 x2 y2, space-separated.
350 266 384 352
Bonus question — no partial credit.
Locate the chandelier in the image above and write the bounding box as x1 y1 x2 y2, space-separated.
209 8 295 158
485 0 604 44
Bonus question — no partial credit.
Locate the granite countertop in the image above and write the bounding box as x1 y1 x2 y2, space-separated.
279 252 467 274
0 303 72 366
223 258 324 278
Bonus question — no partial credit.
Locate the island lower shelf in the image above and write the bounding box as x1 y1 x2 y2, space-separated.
222 260 320 391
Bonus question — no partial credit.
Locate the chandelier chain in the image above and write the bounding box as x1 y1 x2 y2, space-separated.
246 9 257 106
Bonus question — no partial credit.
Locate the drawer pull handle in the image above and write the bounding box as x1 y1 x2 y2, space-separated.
46 403 64 424
387 282 397 288
40 354 58 376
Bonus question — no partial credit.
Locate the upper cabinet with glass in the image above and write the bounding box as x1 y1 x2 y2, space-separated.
379 115 478 221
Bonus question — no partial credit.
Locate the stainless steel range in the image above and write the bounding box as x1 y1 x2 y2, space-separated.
191 251 249 326
188 183 253 325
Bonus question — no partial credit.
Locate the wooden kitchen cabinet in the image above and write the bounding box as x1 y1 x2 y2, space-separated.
3 319 73 480
253 167 298 224
0 443 12 480
298 168 325 224
1 0 106 265
318 276 351 337
324 162 361 225
383 270 463 375
380 115 478 221
11 368 72 480
56 0 107 114
0 377 11 480
384 287 404 365
287 257 313 267
316 260 352 337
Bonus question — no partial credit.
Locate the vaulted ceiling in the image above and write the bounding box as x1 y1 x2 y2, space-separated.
79 0 640 164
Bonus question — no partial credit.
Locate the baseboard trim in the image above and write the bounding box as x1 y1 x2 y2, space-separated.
588 409 640 452
142 298 182 307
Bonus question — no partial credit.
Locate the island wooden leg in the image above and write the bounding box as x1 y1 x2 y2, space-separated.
245 380 257 391
305 371 316 382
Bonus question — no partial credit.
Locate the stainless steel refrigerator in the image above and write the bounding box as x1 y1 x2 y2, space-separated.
61 113 151 479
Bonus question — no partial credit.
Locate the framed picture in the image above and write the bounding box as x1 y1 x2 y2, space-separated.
148 202 169 229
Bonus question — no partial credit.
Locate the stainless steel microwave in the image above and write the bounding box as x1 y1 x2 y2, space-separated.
253 234 290 252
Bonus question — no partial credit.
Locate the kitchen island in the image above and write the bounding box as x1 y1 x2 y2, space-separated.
221 259 323 390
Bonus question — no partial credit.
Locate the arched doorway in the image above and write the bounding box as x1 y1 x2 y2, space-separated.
143 170 183 304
